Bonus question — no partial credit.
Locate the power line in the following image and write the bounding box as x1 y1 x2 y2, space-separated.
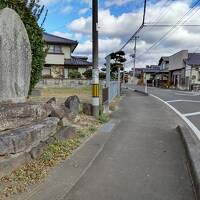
139 0 171 38
143 24 200 27
137 0 200 58
120 0 147 50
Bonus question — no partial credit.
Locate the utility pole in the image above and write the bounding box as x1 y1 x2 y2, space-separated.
130 36 139 87
92 0 99 117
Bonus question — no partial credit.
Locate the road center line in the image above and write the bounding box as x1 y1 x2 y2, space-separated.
183 112 200 117
150 94 200 141
167 100 200 103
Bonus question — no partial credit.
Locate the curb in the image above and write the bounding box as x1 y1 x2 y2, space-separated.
134 89 149 96
127 87 149 96
177 126 200 199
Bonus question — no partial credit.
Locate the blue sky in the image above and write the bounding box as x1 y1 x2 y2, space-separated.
39 0 200 69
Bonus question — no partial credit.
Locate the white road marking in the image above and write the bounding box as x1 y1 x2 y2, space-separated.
183 112 200 117
174 91 200 96
150 94 200 141
167 100 200 103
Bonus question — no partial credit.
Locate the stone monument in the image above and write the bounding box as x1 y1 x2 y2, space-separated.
0 8 32 102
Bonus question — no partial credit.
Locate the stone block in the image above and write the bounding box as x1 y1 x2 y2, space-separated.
0 152 32 178
0 8 32 102
64 95 80 115
54 127 76 141
47 97 57 105
82 103 93 116
0 102 52 132
49 104 71 120
60 117 71 127
30 142 46 160
0 117 59 156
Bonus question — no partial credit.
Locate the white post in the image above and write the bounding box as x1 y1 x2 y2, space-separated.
104 55 111 113
118 67 121 96
145 73 148 94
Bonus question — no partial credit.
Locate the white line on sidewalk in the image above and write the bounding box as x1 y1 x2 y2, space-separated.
167 100 200 103
150 94 200 141
183 112 200 117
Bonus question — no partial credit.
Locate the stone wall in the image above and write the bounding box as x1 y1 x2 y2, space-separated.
0 95 80 178
36 79 92 88
36 79 106 88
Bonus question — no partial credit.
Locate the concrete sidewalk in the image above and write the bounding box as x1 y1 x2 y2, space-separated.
64 90 195 200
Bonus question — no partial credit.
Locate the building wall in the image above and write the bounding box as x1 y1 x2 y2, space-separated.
42 68 51 76
169 50 188 71
51 66 64 78
143 73 153 81
64 68 68 79
62 46 71 59
45 54 65 65
191 67 200 85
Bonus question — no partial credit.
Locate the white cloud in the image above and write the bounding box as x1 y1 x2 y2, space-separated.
104 0 135 7
78 8 89 15
52 31 82 41
67 0 200 70
39 0 58 5
62 6 73 14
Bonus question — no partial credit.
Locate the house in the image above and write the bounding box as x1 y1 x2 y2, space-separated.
167 50 200 90
168 50 188 89
143 65 160 86
185 53 200 90
42 32 92 79
157 56 169 84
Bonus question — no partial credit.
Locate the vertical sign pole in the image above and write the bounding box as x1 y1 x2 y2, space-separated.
92 0 99 117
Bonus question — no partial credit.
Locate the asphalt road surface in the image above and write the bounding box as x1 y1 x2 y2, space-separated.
130 85 200 140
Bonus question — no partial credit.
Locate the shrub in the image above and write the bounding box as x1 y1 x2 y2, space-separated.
83 69 92 79
99 72 106 80
69 71 81 79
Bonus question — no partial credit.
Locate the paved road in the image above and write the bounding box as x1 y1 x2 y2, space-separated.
130 85 200 139
64 90 195 200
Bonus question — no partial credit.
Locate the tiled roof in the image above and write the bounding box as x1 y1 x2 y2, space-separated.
143 66 160 73
65 56 92 67
186 53 200 66
43 32 78 45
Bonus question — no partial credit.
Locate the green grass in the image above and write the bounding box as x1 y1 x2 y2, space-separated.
98 113 110 124
30 87 91 103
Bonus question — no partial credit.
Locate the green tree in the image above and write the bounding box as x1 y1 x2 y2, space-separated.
0 0 47 94
102 51 126 80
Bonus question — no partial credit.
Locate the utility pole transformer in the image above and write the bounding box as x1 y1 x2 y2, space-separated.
92 0 99 117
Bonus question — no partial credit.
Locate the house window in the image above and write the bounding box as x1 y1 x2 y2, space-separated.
48 45 62 53
198 71 200 81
